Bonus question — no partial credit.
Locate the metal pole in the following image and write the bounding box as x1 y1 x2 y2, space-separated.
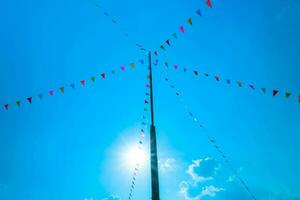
148 51 160 200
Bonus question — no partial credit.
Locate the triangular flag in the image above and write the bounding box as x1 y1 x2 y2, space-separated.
170 85 175 88
164 62 169 67
184 68 188 72
194 70 199 75
121 66 125 71
176 92 180 96
174 64 179 69
140 59 144 64
4 104 9 110
59 87 65 93
180 26 185 33
38 94 43 99
215 76 220 81
196 9 202 16
154 51 158 56
27 97 32 104
145 100 149 104
166 40 171 46
165 78 169 81
101 73 106 78
49 90 54 96
285 92 291 98
206 0 212 8
237 81 243 87
146 92 150 96
188 18 193 25
160 45 165 50
249 84 255 90
172 33 177 38
146 84 150 88
226 80 231 84
204 73 209 77
298 95 300 103
16 101 21 106
80 80 85 86
130 63 135 68
261 88 266 93
91 77 96 82
273 90 279 96
111 70 115 74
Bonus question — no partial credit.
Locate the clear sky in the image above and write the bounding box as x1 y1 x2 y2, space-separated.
0 0 300 199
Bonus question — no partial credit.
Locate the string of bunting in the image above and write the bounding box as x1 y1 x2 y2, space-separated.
92 1 147 52
2 60 146 111
158 61 300 104
153 0 214 57
157 65 257 200
127 63 150 200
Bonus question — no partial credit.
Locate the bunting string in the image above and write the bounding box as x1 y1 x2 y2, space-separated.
127 63 150 200
2 60 145 111
153 0 215 57
158 61 300 104
92 1 147 52
157 66 257 200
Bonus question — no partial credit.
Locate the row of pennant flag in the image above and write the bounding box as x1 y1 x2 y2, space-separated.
153 0 214 57
2 61 148 111
158 69 257 200
127 69 151 200
156 60 300 104
93 1 146 52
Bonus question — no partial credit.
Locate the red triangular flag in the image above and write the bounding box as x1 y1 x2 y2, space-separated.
101 73 106 78
215 76 220 81
298 95 300 103
206 0 212 8
273 90 279 96
4 104 9 110
27 97 32 104
80 80 85 86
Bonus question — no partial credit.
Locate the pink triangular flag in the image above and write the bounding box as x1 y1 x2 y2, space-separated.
101 73 106 78
215 76 220 81
180 26 185 33
121 66 125 71
49 90 54 96
80 80 85 86
4 104 9 110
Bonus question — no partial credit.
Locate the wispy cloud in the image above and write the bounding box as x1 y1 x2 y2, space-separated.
179 157 224 200
159 158 176 172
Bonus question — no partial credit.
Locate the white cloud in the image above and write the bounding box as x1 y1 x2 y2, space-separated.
159 158 176 172
179 182 224 200
179 157 224 200
101 195 120 200
186 158 216 184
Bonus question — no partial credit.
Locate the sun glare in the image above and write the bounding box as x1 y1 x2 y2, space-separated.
124 146 147 168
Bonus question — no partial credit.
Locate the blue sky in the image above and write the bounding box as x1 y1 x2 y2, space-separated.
1 0 300 199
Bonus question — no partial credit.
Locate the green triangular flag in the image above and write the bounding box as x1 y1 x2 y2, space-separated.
91 76 96 83
164 62 169 67
16 101 21 106
285 92 291 98
172 33 177 38
160 45 165 50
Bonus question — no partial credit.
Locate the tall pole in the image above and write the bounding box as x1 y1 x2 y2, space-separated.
148 51 160 200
